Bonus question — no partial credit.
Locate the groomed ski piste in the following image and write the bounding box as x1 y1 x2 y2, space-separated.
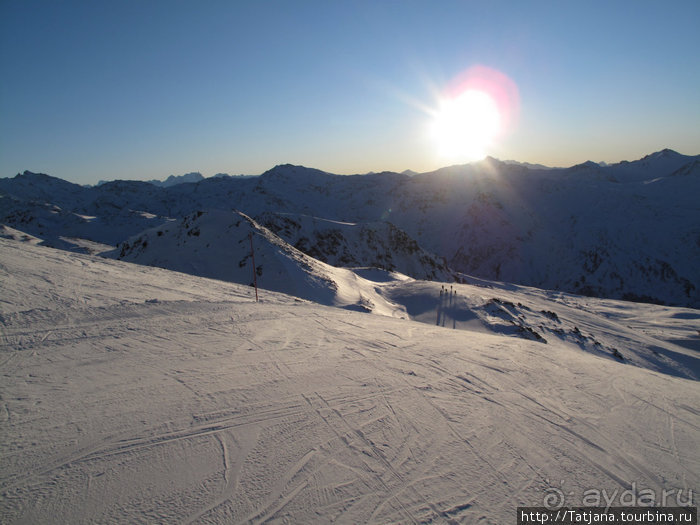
1 237 698 523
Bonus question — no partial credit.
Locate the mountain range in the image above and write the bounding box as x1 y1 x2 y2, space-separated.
1 151 699 522
1 148 698 308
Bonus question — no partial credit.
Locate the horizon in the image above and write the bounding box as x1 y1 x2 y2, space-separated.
1 1 699 185
7 147 698 186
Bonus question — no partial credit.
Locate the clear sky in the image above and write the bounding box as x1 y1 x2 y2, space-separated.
1 0 699 185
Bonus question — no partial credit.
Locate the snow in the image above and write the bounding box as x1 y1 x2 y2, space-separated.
253 211 455 282
1 238 698 523
107 209 407 317
2 149 699 307
0 225 43 245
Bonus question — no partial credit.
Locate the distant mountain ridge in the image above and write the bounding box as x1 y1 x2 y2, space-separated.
1 149 698 307
146 171 205 187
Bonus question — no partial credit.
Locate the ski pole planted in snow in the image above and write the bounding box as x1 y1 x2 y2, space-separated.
249 232 259 302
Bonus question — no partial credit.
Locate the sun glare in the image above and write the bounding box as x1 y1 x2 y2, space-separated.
428 65 519 163
431 89 500 161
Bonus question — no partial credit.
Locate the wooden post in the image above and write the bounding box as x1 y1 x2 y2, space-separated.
249 232 259 302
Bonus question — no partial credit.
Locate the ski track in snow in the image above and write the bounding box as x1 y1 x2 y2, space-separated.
0 239 698 524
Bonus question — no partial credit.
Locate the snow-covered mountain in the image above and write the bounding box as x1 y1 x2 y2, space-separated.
67 200 687 378
1 149 699 307
108 207 699 379
109 209 406 316
0 193 165 251
1 237 698 523
256 211 455 282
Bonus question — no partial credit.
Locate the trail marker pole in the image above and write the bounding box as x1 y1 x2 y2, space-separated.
249 232 259 302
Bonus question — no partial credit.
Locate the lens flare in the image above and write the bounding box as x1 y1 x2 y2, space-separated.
429 65 519 163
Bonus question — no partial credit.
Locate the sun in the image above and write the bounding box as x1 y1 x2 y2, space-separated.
425 65 519 164
430 88 501 162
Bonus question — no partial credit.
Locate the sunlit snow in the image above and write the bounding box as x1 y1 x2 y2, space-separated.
1 238 697 523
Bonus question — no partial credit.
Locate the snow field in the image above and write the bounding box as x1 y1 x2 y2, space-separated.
1 239 698 523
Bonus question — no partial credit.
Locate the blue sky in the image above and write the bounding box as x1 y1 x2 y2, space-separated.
1 1 699 184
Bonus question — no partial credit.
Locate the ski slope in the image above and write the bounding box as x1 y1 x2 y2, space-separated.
1 239 698 523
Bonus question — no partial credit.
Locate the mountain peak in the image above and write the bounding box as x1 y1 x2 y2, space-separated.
643 148 680 161
569 160 600 171
260 164 331 181
147 172 204 187
19 170 57 181
481 156 506 167
12 170 80 190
